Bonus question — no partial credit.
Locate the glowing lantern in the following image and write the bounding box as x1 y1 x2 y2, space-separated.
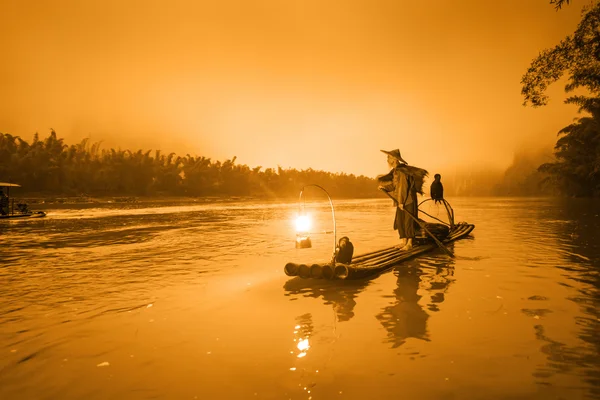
295 210 312 249
295 214 311 233
293 184 336 256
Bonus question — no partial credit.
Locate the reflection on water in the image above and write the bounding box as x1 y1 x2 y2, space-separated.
1 197 599 399
293 313 313 359
283 252 455 349
376 267 429 347
529 199 600 399
284 279 371 322
376 254 455 348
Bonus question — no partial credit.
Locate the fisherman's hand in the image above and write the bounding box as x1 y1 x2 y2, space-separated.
397 203 404 210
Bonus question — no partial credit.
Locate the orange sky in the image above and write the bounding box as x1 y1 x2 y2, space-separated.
0 0 589 177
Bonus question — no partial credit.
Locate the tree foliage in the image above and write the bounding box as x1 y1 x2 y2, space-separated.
0 131 377 198
522 2 600 107
550 0 571 10
538 97 600 196
521 1 600 196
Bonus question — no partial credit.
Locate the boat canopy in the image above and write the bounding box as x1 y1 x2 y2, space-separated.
0 183 21 187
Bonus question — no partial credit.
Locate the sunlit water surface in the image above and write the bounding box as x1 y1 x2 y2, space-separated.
1 197 599 400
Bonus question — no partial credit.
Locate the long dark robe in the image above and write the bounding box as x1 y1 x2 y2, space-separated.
379 168 419 239
393 173 418 239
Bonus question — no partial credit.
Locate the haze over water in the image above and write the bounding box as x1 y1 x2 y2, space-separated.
0 1 589 176
1 197 598 399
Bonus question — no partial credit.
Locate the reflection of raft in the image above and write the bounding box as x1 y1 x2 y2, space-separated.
284 222 475 280
0 211 46 220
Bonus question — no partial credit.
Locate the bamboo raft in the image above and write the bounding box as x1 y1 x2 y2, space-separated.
0 182 47 220
284 222 475 280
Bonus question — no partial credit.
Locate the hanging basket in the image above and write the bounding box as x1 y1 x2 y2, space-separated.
414 222 450 244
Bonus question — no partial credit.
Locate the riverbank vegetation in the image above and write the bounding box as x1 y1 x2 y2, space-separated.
0 130 574 199
0 131 376 198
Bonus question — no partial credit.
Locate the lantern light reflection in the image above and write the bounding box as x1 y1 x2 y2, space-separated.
297 338 310 351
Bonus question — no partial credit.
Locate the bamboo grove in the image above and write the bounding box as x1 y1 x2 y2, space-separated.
0 131 376 198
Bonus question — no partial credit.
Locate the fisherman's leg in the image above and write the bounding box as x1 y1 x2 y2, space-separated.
400 203 416 251
394 208 407 248
400 238 413 251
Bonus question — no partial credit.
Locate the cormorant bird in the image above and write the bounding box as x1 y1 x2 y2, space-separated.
430 174 444 204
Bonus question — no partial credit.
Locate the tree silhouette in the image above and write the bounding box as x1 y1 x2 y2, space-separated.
539 97 600 196
550 0 571 10
0 131 377 198
522 3 600 107
522 1 600 196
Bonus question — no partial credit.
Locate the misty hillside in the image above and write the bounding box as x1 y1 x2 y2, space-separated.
493 148 557 196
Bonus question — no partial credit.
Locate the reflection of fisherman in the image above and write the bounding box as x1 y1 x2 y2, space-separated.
430 174 444 204
376 268 429 348
378 149 428 251
0 189 8 215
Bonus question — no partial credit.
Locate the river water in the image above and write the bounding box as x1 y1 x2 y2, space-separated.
0 197 599 400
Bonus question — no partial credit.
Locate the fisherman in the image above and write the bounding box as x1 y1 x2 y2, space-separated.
0 189 8 215
430 174 444 204
17 202 29 214
335 236 354 264
378 149 428 251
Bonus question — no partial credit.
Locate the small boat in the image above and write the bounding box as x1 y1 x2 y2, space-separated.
0 182 47 220
285 198 474 280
